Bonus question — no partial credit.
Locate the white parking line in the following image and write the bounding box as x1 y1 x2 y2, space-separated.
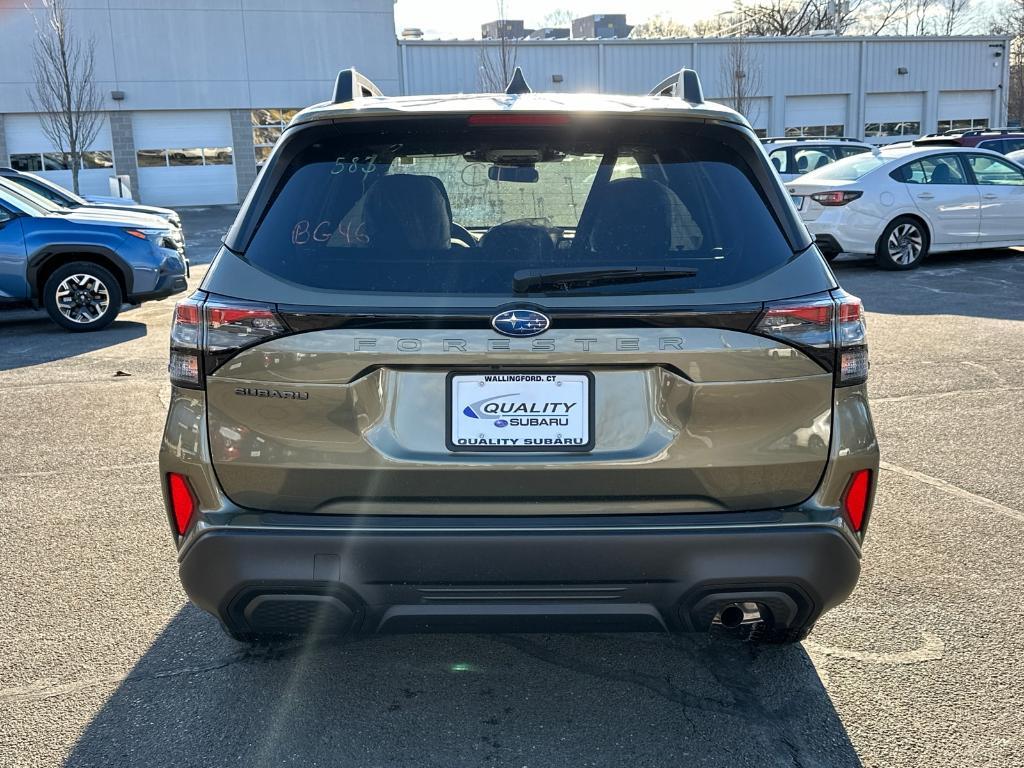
880 460 1024 524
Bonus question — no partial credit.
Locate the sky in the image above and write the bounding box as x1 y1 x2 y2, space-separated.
392 1 736 39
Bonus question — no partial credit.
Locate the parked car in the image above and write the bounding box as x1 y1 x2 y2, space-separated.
0 179 187 330
761 137 873 181
913 128 1024 154
1005 148 1024 167
160 67 878 646
787 144 1024 268
0 166 185 253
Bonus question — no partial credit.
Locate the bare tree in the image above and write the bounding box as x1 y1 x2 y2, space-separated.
541 9 574 27
630 14 694 38
720 40 764 128
939 0 974 33
479 1 520 92
29 0 103 194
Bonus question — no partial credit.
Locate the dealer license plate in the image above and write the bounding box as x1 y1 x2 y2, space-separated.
447 372 594 452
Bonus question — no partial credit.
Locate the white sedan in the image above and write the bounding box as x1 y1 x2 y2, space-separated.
787 145 1024 269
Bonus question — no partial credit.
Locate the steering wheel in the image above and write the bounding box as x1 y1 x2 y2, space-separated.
451 222 477 247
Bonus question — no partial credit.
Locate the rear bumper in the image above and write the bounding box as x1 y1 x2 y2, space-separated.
178 519 861 636
803 208 884 255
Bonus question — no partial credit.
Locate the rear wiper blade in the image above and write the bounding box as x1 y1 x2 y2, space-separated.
512 265 697 293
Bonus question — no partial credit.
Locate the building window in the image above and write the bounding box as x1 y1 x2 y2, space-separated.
785 124 845 138
252 108 299 166
10 154 43 172
10 151 113 172
937 118 988 133
864 121 922 138
753 128 768 138
136 147 234 168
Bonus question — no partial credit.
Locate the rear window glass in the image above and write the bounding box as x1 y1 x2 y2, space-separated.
802 152 888 181
241 117 795 296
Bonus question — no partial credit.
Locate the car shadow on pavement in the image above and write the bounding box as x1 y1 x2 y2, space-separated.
0 317 146 372
831 248 1024 322
64 606 861 767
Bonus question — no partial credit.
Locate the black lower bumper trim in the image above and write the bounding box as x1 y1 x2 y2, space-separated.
179 523 861 636
130 272 188 303
814 234 844 255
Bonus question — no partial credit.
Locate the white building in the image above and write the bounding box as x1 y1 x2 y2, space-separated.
0 1 1009 206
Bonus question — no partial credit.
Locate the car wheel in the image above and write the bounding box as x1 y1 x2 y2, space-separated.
875 216 929 270
43 262 123 332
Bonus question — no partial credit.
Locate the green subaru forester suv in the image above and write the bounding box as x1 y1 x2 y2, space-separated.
160 68 878 644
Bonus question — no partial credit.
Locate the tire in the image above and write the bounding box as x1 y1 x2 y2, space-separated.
745 620 815 646
874 216 929 270
42 262 123 332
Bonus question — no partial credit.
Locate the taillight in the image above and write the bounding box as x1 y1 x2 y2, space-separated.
755 290 868 386
835 293 868 386
167 472 196 535
168 293 288 389
811 191 863 206
169 296 203 388
842 469 872 532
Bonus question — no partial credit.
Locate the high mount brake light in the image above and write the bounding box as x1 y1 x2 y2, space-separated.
167 294 288 389
467 114 571 126
755 291 868 386
811 190 863 206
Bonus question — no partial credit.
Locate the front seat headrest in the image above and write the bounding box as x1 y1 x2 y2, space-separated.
587 178 672 259
362 174 451 250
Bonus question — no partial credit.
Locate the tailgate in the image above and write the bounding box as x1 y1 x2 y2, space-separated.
206 326 832 514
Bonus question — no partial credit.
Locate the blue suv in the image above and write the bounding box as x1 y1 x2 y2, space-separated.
0 179 187 331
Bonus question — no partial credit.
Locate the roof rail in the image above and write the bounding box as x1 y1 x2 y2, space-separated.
332 68 382 104
648 68 704 104
760 136 863 143
505 66 531 95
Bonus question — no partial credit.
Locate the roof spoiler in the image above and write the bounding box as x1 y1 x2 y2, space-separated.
505 66 531 95
332 67 383 104
648 68 704 104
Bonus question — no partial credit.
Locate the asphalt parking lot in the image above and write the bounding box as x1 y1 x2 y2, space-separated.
1 208 1023 767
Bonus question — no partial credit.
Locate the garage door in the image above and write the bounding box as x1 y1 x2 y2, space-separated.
937 91 993 133
865 92 924 142
133 111 236 206
784 95 848 137
4 114 115 198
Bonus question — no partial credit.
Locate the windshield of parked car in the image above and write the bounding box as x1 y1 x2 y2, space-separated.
801 152 889 181
0 177 64 213
13 174 85 206
241 117 796 296
0 179 54 215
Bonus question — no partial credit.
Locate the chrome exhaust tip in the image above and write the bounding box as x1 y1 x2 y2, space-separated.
714 601 762 629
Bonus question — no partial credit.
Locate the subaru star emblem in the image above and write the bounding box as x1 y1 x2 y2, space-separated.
491 309 550 337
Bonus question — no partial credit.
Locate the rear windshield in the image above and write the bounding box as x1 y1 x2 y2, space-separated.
240 117 796 296
802 152 889 181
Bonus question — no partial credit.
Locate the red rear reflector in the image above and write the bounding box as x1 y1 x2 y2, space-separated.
167 472 196 535
468 114 571 126
842 469 872 532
